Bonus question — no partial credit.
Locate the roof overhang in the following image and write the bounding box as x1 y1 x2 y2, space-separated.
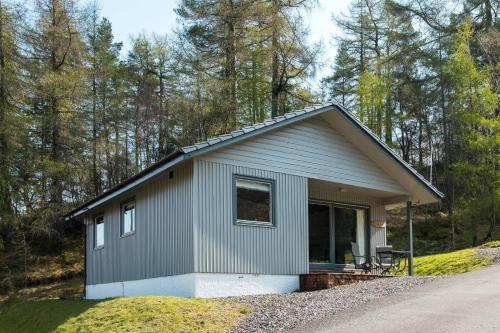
324 104 443 205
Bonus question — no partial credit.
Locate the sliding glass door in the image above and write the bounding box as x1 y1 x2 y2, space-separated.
309 202 368 266
308 203 331 263
333 207 367 264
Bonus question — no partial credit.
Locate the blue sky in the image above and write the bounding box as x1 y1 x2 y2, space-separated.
101 0 352 83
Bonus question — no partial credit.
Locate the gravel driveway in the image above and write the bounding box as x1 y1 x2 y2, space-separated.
293 264 500 333
229 276 437 333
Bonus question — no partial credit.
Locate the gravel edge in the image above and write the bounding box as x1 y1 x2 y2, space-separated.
477 247 500 264
228 276 438 333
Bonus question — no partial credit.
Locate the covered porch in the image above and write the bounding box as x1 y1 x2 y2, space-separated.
306 178 415 277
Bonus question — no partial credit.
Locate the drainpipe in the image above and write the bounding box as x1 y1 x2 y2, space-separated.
407 201 414 276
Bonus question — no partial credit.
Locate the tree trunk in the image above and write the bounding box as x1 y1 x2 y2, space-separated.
271 0 279 118
49 1 63 204
91 66 99 195
439 33 455 249
0 3 12 215
224 0 237 130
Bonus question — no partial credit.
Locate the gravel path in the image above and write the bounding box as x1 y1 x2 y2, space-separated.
478 246 500 264
229 276 437 333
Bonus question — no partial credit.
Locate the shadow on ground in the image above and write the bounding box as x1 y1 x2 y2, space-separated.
0 299 100 333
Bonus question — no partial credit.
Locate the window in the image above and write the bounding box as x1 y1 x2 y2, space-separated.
234 176 274 226
94 215 104 249
121 200 136 236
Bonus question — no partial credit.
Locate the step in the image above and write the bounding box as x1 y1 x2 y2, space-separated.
299 272 391 291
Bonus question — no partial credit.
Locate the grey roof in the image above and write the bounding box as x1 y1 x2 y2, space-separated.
66 101 442 220
181 102 332 154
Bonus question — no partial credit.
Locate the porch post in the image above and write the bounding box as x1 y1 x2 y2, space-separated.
406 201 414 276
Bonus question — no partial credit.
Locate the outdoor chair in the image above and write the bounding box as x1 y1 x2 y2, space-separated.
351 242 377 274
375 245 408 275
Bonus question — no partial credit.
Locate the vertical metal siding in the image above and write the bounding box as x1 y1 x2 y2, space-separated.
194 159 309 275
201 117 407 194
85 162 194 285
308 187 387 257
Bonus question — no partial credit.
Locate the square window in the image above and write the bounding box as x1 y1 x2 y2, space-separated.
121 200 135 236
94 215 104 249
234 176 274 226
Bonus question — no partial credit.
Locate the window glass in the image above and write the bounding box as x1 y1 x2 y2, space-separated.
308 204 330 263
95 216 104 248
334 207 357 264
334 207 368 264
122 201 135 235
236 178 272 224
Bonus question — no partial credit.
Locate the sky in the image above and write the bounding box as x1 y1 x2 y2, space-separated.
101 0 352 83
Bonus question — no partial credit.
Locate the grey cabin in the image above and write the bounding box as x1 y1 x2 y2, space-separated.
65 102 443 299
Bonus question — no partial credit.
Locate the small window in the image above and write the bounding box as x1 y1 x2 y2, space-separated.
234 176 274 226
94 215 104 249
121 200 136 236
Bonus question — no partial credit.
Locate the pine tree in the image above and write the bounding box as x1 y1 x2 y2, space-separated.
447 20 498 245
85 10 123 192
0 1 19 217
266 0 318 116
322 41 357 109
149 35 174 158
358 69 386 138
31 0 85 203
176 0 249 131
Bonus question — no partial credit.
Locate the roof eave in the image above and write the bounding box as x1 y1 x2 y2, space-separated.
64 152 186 220
333 103 444 201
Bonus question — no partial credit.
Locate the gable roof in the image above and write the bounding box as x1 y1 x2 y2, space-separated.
65 101 443 220
181 102 334 155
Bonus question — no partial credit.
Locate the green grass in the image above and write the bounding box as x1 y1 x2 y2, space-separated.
397 248 492 276
481 240 500 248
0 296 248 333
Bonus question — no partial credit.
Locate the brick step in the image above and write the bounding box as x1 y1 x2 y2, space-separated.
300 272 391 291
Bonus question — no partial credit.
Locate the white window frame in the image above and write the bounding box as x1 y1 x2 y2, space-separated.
94 215 105 249
233 175 275 227
120 198 136 237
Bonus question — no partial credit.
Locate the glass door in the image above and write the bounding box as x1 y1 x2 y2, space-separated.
308 203 331 263
334 206 367 265
309 202 368 266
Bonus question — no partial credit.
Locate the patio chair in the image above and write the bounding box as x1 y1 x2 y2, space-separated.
375 245 394 275
375 246 408 275
351 242 376 274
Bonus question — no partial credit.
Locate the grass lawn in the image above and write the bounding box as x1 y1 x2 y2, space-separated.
397 242 499 276
481 240 500 248
410 248 491 275
0 296 248 333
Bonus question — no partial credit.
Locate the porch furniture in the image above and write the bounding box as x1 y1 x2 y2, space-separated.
351 242 376 274
375 246 409 275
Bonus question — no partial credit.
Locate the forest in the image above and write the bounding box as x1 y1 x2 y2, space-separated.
0 0 497 291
